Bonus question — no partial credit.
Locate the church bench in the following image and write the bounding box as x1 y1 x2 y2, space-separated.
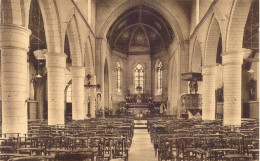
0 153 29 161
223 154 253 161
0 118 134 161
149 118 259 160
17 147 45 156
208 148 238 161
8 156 53 161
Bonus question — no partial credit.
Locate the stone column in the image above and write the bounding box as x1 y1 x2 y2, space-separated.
45 53 67 125
0 24 31 135
222 51 244 126
202 66 216 120
71 66 85 120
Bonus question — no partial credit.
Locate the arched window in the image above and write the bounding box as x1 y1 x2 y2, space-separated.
134 64 144 93
157 61 162 93
116 62 121 92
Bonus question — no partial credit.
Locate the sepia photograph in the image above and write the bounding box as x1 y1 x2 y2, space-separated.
0 0 259 160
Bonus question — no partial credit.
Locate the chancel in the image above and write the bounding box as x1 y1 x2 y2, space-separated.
0 0 259 161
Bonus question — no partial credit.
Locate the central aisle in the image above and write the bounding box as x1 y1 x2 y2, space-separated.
128 129 158 161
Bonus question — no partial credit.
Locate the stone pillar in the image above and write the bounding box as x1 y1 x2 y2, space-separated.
222 51 244 126
45 53 67 125
0 24 31 135
71 66 85 120
202 66 216 120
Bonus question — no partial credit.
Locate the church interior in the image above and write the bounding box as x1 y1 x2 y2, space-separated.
0 0 259 160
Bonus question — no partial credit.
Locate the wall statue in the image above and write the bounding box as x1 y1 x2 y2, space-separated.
96 93 102 109
216 86 224 102
30 78 37 100
248 78 256 101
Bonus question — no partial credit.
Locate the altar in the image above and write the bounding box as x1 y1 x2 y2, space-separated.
128 107 149 115
125 93 154 115
127 103 151 114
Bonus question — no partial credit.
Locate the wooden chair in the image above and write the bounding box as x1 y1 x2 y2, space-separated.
112 137 128 161
157 136 175 161
208 148 238 161
223 154 253 161
54 153 95 161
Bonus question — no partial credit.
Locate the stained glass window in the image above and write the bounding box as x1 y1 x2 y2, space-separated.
157 61 162 93
134 64 144 92
116 62 121 92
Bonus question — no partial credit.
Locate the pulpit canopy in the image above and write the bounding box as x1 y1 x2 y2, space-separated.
181 72 202 81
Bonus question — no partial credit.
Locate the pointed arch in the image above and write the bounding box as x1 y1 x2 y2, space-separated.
38 0 64 53
191 38 202 72
85 37 95 75
225 0 252 52
1 0 31 27
204 16 222 66
66 15 83 67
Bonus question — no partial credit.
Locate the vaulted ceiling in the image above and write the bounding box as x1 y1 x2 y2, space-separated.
107 5 174 54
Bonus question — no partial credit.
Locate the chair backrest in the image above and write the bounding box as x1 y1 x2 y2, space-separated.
54 153 92 161
8 156 48 161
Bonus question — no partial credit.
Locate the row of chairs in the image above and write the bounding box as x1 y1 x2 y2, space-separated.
0 118 135 161
148 117 259 161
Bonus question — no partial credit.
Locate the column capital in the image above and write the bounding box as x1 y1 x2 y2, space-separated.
221 50 244 65
202 65 216 75
0 24 31 52
70 66 85 77
45 53 67 68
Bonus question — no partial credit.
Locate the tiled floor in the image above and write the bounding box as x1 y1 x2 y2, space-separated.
128 129 158 161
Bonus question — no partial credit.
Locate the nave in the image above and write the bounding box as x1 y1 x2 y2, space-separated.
128 129 157 161
0 0 259 160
